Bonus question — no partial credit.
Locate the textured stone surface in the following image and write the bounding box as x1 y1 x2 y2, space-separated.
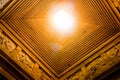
16 51 34 71
0 32 16 53
68 42 120 80
0 29 51 80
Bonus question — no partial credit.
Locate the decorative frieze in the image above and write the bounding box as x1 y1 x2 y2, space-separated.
32 63 50 80
16 51 34 72
0 31 16 53
0 28 51 80
68 42 120 80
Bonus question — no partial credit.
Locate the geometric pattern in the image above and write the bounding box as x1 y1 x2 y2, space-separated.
0 0 120 79
107 0 120 21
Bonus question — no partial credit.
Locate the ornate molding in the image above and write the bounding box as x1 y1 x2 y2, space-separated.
6 0 120 75
0 28 16 53
0 28 52 80
68 42 120 80
1 0 120 79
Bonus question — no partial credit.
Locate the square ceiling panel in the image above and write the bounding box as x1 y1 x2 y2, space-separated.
2 0 120 77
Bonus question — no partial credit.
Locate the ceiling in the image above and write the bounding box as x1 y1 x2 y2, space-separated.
0 0 120 79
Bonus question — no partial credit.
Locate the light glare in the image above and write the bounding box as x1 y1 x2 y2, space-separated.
52 10 75 36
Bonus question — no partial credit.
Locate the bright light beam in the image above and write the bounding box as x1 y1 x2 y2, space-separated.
52 9 75 36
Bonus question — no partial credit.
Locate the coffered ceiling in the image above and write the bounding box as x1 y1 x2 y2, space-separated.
0 0 120 79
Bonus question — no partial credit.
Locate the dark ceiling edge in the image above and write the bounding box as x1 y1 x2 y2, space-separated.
0 73 8 80
0 50 34 80
94 61 120 80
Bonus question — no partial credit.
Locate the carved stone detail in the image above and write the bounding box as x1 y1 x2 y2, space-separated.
32 63 50 80
68 42 120 80
32 63 43 78
0 32 16 53
11 47 50 79
16 51 34 71
0 30 51 80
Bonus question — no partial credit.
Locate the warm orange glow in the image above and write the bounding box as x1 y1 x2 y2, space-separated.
52 9 75 36
46 1 79 50
48 2 77 37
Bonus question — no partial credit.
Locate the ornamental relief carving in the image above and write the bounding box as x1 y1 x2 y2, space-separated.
32 63 50 80
68 42 120 80
0 31 16 53
16 51 34 71
0 29 51 80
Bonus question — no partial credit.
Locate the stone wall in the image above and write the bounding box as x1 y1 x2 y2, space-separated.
0 28 52 80
68 42 120 80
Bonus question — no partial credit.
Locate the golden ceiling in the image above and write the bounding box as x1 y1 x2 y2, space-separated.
0 0 120 79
